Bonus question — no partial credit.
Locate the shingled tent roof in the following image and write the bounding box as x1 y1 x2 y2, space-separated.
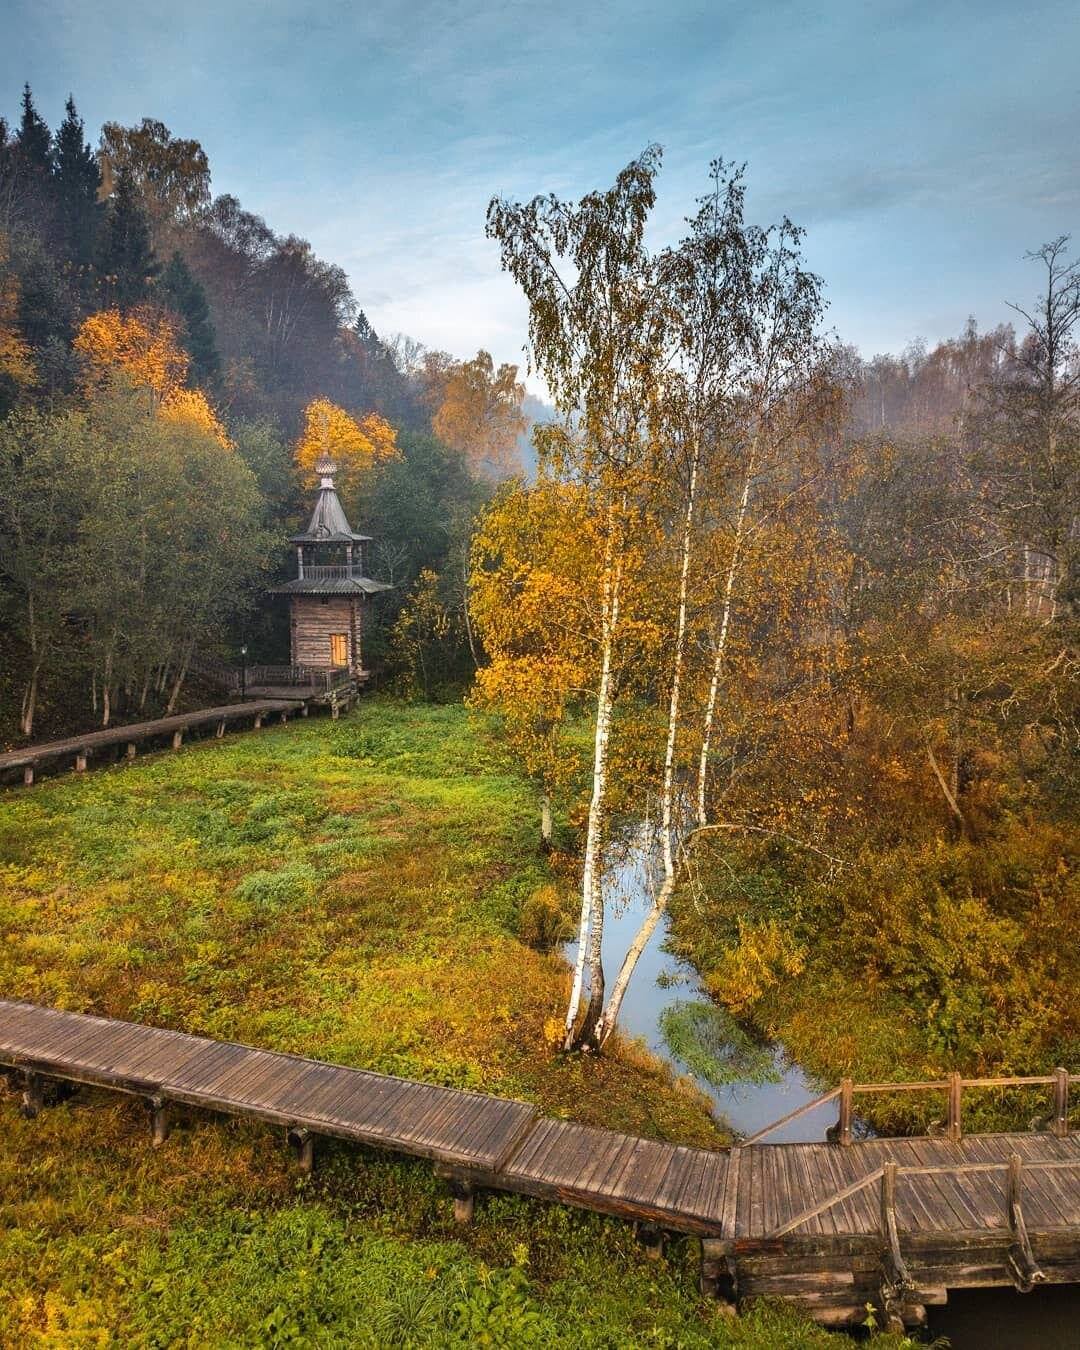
290 460 371 544
290 486 371 543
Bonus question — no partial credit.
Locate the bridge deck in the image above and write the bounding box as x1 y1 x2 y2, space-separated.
0 701 302 782
3 1000 1078 1327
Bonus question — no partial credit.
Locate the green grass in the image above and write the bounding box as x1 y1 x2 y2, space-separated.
0 701 901 1346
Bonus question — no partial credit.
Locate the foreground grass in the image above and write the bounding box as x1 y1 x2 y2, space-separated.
0 702 898 1346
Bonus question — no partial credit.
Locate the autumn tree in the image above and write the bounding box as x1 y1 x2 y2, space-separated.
294 396 398 496
428 349 527 478
98 118 211 240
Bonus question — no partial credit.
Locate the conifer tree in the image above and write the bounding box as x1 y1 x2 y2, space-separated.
53 96 100 267
160 250 220 386
15 84 52 175
95 170 158 307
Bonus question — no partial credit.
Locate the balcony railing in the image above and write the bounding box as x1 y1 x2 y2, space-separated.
299 564 367 581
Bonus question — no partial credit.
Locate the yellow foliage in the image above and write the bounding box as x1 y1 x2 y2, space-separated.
159 387 232 449
295 397 398 491
74 307 189 399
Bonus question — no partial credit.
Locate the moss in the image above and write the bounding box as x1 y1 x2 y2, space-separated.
0 701 891 1346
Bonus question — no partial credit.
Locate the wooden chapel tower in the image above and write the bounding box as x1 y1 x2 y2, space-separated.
272 457 390 676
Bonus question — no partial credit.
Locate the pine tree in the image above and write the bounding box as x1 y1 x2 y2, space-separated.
15 84 52 175
53 96 101 268
160 250 220 387
95 171 158 307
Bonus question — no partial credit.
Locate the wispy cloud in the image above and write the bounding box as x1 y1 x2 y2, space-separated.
3 0 1078 383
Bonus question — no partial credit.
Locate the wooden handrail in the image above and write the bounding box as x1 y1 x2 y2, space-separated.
747 1066 1075 1148
739 1087 841 1145
767 1154 1080 1239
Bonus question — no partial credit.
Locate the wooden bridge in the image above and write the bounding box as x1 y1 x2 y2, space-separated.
1 1000 1077 1330
0 670 362 788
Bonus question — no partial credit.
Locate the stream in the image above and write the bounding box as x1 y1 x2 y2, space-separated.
566 841 1080 1347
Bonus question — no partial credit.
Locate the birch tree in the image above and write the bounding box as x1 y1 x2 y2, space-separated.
487 148 668 1048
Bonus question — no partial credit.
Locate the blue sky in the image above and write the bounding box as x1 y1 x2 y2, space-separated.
4 0 1079 389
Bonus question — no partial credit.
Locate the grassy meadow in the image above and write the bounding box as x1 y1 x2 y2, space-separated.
0 701 870 1347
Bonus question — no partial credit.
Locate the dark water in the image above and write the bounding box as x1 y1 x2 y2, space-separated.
567 844 1078 1348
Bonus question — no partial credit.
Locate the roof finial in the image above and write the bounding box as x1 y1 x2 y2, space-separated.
315 455 337 489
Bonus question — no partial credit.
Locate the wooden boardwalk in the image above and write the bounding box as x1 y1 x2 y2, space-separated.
0 700 304 786
2 1000 1078 1329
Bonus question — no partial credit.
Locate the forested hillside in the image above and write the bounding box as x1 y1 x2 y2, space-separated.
0 86 532 740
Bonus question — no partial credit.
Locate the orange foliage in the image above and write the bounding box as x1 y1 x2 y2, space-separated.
295 397 398 490
0 236 35 390
74 307 189 399
73 307 232 448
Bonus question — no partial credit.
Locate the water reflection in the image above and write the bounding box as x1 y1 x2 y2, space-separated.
565 841 835 1142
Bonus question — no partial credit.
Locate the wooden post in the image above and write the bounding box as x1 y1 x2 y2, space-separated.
638 1222 665 1260
287 1127 314 1175
171 730 183 751
301 703 309 717
20 1071 44 1119
838 1077 853 1146
449 1177 474 1223
1052 1067 1069 1137
254 714 263 729
1006 1152 1046 1292
279 711 288 725
216 720 225 739
947 1072 962 1143
75 751 87 772
150 1095 171 1146
126 742 137 760
879 1162 914 1330
22 765 34 786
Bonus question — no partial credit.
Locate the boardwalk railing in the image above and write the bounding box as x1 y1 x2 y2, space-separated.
742 1069 1077 1146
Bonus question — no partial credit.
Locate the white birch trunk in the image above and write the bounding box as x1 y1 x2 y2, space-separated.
696 453 754 827
595 448 698 1046
563 527 621 1050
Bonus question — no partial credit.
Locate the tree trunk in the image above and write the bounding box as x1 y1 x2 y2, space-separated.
166 642 193 714
20 659 42 738
540 791 553 851
696 454 754 826
595 446 699 1047
563 527 621 1051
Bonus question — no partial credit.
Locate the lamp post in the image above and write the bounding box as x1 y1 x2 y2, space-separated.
240 645 248 702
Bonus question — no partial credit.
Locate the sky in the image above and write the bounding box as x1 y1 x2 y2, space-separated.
4 0 1079 391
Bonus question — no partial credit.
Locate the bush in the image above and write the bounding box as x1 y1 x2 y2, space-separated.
518 885 574 952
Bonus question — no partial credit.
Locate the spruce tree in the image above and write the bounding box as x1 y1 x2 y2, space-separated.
53 96 101 268
15 84 52 175
160 250 220 386
95 171 158 307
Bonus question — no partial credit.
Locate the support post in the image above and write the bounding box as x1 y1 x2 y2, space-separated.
22 765 34 786
126 742 137 760
150 1095 171 1147
837 1077 853 1146
171 730 183 751
638 1222 665 1260
449 1177 475 1223
75 751 87 772
20 1071 44 1119
1006 1152 1047 1292
216 720 225 739
879 1162 914 1331
254 714 263 730
287 1127 314 1175
1052 1067 1069 1137
301 703 309 718
279 711 288 725
947 1072 962 1143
